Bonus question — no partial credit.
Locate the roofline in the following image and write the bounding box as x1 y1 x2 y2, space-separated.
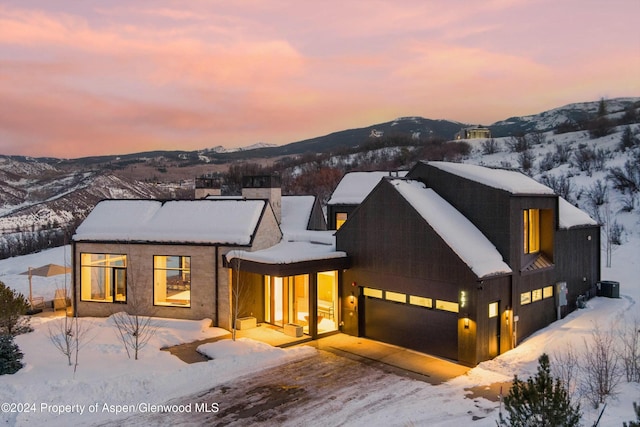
72 239 253 248
224 256 351 276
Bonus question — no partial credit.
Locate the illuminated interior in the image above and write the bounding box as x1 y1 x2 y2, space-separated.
335 212 347 229
80 253 127 302
264 271 338 335
154 255 191 307
317 271 338 333
523 209 540 254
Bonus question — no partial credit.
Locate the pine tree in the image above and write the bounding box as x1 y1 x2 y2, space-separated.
498 353 581 426
0 281 31 336
0 334 24 375
624 402 640 427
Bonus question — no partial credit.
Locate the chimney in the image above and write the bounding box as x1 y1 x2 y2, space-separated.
195 175 222 199
241 175 282 224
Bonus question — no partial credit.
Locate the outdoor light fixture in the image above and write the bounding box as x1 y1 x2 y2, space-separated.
463 317 470 329
349 292 355 304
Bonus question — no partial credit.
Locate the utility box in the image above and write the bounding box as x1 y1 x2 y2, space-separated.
597 281 620 298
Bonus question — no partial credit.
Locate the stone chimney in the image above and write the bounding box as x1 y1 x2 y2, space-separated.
242 175 282 224
194 175 222 199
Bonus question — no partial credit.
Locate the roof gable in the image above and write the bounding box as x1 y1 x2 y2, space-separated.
281 195 314 233
73 199 266 245
389 179 512 278
328 171 407 205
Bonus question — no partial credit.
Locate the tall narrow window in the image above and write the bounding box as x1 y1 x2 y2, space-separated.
523 209 540 254
154 256 191 307
80 253 127 302
336 213 348 229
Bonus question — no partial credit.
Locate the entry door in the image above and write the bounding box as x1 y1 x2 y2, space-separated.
488 301 500 358
267 277 288 327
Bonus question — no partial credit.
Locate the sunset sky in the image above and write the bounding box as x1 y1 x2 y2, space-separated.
1 1 638 158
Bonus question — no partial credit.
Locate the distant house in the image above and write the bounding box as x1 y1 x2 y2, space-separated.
72 163 599 366
336 161 599 365
455 126 492 140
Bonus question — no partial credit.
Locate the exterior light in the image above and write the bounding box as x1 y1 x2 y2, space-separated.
463 317 470 329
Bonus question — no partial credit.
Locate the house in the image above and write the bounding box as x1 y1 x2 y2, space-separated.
455 126 492 140
71 163 599 366
72 175 345 336
335 161 599 365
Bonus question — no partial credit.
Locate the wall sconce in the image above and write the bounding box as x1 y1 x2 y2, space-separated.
349 292 355 304
463 317 470 329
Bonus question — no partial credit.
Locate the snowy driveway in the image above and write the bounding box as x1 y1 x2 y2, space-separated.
94 350 494 427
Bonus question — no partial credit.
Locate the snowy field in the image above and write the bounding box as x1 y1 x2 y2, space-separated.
0 240 639 426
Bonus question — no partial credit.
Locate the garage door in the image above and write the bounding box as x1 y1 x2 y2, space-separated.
363 295 458 361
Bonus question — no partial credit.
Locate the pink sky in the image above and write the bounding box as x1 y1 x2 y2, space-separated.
1 1 638 158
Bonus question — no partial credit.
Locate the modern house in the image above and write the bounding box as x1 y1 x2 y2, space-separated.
335 161 599 365
72 162 599 366
455 126 492 140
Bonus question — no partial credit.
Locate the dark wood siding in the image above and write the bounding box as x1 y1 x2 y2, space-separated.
336 179 500 364
555 225 601 312
308 197 328 230
407 162 514 264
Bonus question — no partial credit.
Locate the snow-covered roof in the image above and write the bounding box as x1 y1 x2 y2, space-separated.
225 240 347 265
390 179 512 278
328 171 407 205
281 195 314 233
429 162 555 195
73 199 266 245
558 197 598 229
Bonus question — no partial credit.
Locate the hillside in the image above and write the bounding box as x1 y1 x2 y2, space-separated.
0 97 638 259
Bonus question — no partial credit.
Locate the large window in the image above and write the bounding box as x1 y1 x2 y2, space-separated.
523 209 540 254
154 256 191 307
80 253 127 303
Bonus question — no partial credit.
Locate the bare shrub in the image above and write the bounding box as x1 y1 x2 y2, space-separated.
572 145 596 175
540 174 574 202
538 152 556 172
47 315 93 372
618 316 640 383
112 311 158 360
555 143 571 163
517 150 535 175
481 138 500 155
506 135 530 153
579 324 624 408
552 343 580 399
584 179 608 209
608 159 640 195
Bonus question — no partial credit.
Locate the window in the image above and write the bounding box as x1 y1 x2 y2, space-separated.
409 295 432 308
543 285 554 299
489 302 499 318
523 209 540 254
385 291 406 303
154 256 191 307
532 288 543 302
363 287 383 298
80 253 127 302
435 300 459 313
520 291 531 305
336 213 348 229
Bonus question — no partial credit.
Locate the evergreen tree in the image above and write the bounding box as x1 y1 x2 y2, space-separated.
624 402 640 427
589 98 613 139
0 281 32 336
0 334 24 375
498 353 581 426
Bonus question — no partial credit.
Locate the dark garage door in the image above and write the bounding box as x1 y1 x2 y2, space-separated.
363 297 458 361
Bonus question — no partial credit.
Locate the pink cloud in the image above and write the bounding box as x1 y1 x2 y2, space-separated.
0 1 638 158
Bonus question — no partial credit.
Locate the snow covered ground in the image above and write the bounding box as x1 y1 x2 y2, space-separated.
0 239 638 426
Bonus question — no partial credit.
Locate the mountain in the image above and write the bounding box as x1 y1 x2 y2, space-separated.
1 97 639 258
488 97 640 137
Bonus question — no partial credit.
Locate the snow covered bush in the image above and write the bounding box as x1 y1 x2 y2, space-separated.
579 325 624 408
0 334 23 375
